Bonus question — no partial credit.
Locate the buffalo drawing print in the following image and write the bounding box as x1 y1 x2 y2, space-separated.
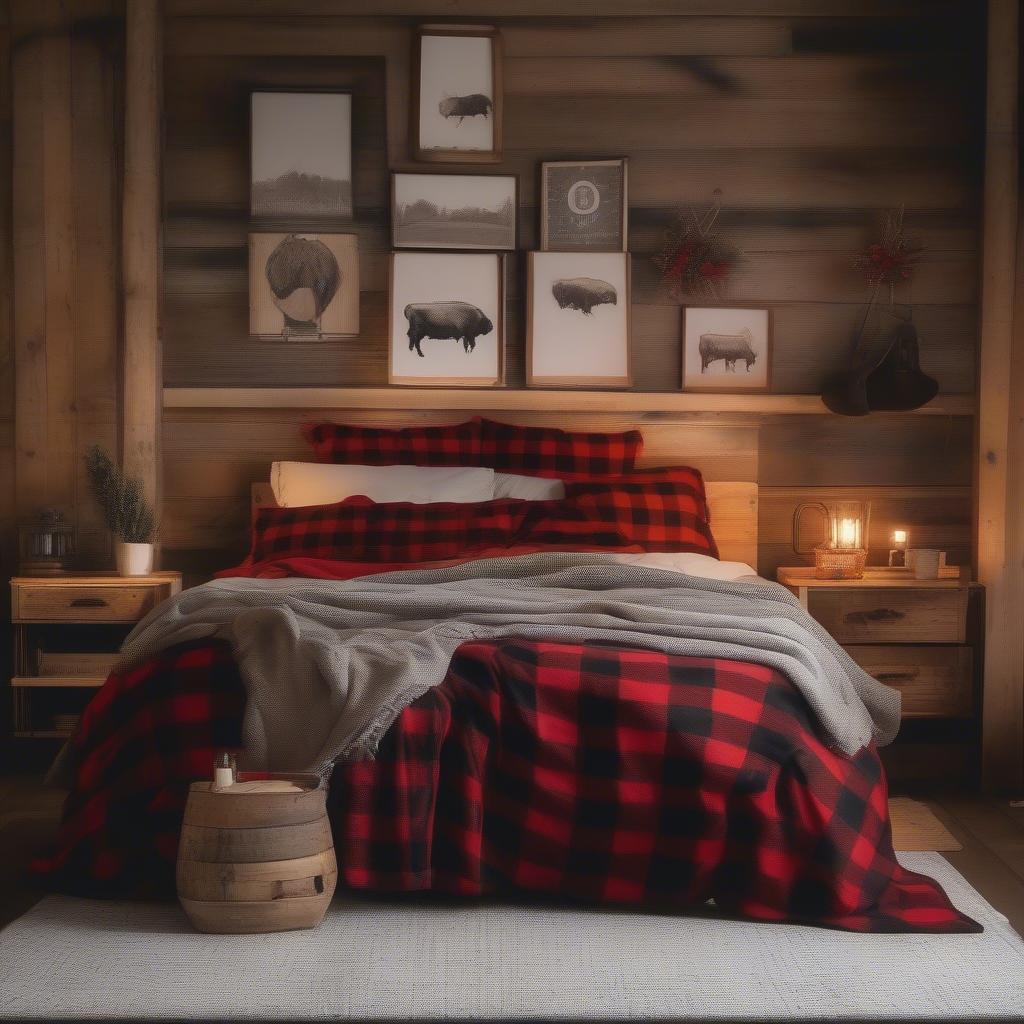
552 277 618 316
249 233 359 339
390 252 503 386
438 93 492 124
415 29 501 158
405 301 494 357
683 308 771 392
528 252 631 387
698 328 757 373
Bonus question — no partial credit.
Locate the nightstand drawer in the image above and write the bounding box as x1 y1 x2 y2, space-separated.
846 645 973 717
808 588 967 644
13 584 161 623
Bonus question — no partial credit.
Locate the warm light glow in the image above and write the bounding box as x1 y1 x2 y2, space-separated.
893 530 906 543
837 518 859 548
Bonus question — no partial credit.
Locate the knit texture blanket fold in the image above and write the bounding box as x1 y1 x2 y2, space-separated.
118 553 900 772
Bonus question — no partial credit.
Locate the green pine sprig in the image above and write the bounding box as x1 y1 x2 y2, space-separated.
84 446 156 544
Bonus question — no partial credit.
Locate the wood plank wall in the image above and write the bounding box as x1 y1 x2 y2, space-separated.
160 4 984 581
7 0 122 568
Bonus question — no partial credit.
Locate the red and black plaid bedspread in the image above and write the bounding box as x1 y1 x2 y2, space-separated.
34 637 979 933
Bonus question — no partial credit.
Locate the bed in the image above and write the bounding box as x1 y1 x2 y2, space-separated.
33 419 979 934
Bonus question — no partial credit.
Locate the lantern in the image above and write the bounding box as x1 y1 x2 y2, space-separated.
888 528 909 568
18 508 75 576
793 500 872 580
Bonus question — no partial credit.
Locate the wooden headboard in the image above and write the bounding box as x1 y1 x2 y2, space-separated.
251 480 759 568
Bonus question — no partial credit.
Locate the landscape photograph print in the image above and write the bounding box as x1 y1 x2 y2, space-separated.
392 173 517 250
249 232 359 339
682 306 771 392
413 26 502 162
527 251 631 388
250 91 353 219
389 252 504 386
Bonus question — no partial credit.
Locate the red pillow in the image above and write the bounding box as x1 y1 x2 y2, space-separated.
566 466 712 525
301 420 480 467
476 417 642 478
532 479 719 558
251 496 534 564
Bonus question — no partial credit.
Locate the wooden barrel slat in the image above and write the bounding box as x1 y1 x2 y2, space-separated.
180 892 335 935
176 774 337 934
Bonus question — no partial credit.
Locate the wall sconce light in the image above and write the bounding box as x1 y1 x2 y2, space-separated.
793 499 872 580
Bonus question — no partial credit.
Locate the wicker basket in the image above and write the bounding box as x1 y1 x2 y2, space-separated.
813 545 867 580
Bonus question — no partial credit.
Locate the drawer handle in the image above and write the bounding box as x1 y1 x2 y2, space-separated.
875 670 921 684
844 608 904 626
69 597 109 609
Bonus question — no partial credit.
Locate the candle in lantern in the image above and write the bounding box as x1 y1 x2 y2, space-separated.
889 527 910 568
837 518 859 549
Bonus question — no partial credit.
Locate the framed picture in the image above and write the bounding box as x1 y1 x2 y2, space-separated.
411 26 503 163
682 307 771 392
391 172 517 251
540 158 627 252
527 252 631 388
389 252 504 387
250 91 353 220
249 233 360 339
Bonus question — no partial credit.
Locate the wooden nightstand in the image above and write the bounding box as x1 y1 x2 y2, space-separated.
776 566 980 720
9 572 181 739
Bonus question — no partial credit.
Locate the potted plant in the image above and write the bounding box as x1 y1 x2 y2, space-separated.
85 446 156 576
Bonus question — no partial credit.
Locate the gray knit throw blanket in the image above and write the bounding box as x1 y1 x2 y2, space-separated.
118 553 900 772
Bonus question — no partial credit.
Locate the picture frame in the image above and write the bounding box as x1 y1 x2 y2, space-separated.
391 171 518 251
527 251 631 388
410 25 503 164
540 158 628 252
681 307 772 392
388 252 505 387
250 91 353 220
249 233 360 339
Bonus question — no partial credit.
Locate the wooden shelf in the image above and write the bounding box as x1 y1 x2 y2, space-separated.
777 566 972 589
12 675 106 688
163 388 976 417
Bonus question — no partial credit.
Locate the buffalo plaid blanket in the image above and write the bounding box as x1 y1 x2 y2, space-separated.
35 637 979 933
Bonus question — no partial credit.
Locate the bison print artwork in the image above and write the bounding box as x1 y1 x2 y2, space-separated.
682 307 771 392
249 233 359 339
528 252 631 388
250 93 352 220
541 159 628 252
389 252 503 387
413 27 502 162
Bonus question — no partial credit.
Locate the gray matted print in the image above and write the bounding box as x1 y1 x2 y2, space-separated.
392 173 516 250
251 92 353 220
541 158 627 252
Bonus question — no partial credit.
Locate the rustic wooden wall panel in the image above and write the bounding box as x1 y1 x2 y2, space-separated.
160 5 983 580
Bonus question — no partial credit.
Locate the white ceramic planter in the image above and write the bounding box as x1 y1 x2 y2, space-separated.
115 541 154 577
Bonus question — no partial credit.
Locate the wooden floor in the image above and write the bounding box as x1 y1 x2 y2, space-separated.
1 770 1023 938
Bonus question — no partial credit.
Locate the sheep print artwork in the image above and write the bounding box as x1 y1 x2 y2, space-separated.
682 307 771 392
249 233 360 339
528 251 631 387
389 252 503 386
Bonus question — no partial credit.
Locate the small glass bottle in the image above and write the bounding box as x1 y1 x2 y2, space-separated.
213 751 236 790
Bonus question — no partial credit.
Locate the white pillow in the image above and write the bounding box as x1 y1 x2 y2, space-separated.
270 462 495 508
492 472 565 501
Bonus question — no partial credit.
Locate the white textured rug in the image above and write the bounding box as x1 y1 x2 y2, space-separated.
1 854 1022 1021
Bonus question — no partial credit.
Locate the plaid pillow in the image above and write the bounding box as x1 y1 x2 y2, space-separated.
537 479 719 558
566 466 712 525
302 420 481 467
476 417 642 478
251 496 533 564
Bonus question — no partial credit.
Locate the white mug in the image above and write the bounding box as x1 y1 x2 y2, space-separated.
912 548 942 580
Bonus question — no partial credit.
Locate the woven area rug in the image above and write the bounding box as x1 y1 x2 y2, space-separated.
1 854 1022 1021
